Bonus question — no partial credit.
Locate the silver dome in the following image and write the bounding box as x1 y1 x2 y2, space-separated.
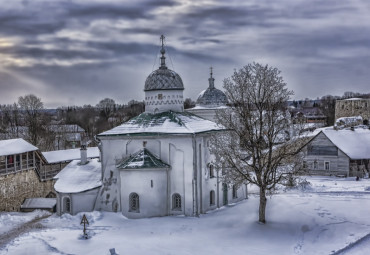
145 35 184 92
196 69 228 107
144 68 184 91
196 87 228 106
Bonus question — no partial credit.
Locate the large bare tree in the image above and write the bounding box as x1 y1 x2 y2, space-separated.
210 63 304 223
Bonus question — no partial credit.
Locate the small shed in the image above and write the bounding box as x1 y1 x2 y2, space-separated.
20 198 57 212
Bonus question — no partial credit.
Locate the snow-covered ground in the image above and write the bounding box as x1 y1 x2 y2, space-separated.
1 176 370 255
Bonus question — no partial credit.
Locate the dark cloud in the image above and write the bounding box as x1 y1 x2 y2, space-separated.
0 0 369 107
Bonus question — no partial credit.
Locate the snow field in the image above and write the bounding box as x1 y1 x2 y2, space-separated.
1 176 370 255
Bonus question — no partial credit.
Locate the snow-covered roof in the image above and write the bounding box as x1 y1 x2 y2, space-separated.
321 129 370 159
0 138 38 156
189 105 228 110
42 147 99 164
117 148 170 169
98 111 225 136
21 198 56 209
54 158 102 193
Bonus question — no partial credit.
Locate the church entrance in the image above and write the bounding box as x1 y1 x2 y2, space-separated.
222 183 228 206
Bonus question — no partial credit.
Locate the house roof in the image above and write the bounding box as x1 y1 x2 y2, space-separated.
54 158 102 193
98 111 224 136
21 198 56 209
42 147 99 164
0 138 38 156
321 129 370 159
117 148 170 169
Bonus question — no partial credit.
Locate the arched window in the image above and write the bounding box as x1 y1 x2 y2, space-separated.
64 197 71 213
129 193 140 212
172 193 181 210
209 164 215 178
232 185 238 199
210 190 215 206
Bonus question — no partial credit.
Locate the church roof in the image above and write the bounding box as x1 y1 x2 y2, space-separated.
196 87 228 107
144 35 184 92
195 68 228 107
144 68 184 91
117 148 170 169
98 111 225 136
54 158 102 193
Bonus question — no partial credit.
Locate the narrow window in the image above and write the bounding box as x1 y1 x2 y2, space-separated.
64 197 71 213
172 193 181 210
151 180 153 188
158 94 163 100
303 161 307 169
232 185 238 199
314 161 318 170
210 190 215 206
129 193 140 212
325 161 330 170
209 164 215 178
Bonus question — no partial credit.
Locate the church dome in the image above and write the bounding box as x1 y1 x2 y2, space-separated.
144 35 184 92
196 88 228 106
196 68 228 107
144 68 184 91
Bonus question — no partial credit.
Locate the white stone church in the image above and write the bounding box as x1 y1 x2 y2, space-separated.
54 37 248 218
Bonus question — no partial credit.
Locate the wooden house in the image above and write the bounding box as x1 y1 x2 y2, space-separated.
302 128 370 177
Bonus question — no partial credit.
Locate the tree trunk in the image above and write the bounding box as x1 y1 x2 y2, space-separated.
259 186 267 223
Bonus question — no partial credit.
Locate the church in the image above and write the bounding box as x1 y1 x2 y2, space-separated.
54 36 248 218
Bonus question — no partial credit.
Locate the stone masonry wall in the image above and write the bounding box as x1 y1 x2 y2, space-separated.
0 169 55 211
335 99 370 122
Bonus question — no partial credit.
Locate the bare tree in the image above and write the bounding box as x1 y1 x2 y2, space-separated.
18 94 44 146
96 98 116 121
210 63 304 224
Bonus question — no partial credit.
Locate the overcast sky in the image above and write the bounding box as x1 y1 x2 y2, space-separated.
0 0 369 108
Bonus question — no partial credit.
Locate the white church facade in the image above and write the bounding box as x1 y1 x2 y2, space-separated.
54 36 248 218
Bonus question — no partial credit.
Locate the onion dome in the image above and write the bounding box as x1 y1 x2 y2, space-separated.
144 35 184 91
196 68 228 107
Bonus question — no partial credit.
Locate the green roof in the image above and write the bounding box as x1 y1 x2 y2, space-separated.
98 110 225 136
116 148 170 169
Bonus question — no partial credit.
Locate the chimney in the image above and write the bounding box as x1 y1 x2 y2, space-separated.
80 144 87 164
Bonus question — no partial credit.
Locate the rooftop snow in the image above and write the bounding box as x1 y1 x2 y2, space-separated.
0 138 38 156
20 198 56 209
54 158 102 193
98 111 224 136
322 129 370 159
117 148 170 169
42 147 99 164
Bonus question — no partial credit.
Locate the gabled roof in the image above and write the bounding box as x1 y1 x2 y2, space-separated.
54 158 102 193
0 138 38 156
42 147 100 164
98 111 224 136
317 129 370 159
117 148 170 169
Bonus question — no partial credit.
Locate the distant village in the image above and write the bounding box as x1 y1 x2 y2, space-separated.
0 44 370 218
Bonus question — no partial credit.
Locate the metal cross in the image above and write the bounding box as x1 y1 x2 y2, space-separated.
160 35 165 48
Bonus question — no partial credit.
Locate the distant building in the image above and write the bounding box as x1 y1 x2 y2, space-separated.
186 68 228 122
335 98 370 125
301 128 370 177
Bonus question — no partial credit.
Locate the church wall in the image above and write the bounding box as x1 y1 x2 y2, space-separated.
119 169 168 218
56 189 99 215
56 188 99 215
